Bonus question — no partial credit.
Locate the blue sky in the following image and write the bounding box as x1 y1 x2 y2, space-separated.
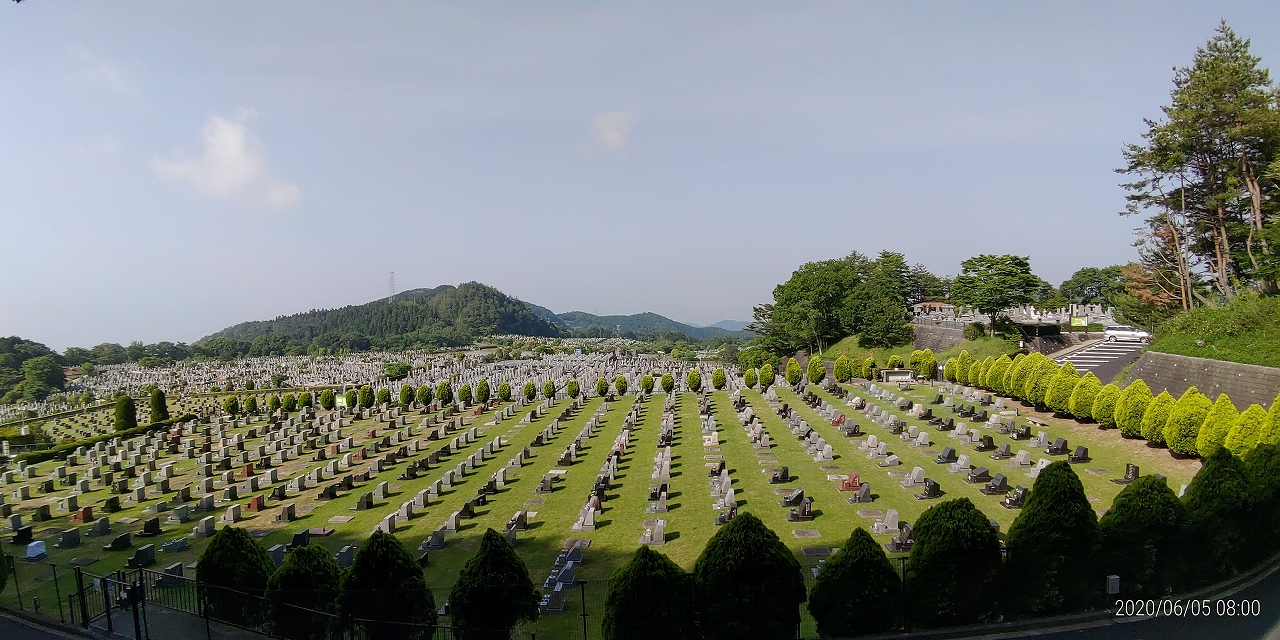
3 1 1278 350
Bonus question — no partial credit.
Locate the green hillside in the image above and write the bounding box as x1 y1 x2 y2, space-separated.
1151 294 1280 368
201 282 559 353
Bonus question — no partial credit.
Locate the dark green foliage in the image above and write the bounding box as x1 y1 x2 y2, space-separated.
614 375 627 395
299 391 314 408
148 388 170 424
660 373 675 393
384 361 412 380
399 384 416 407
542 380 556 399
282 393 298 413
270 373 288 388
416 385 433 406
903 499 1002 628
692 512 806 640
1098 476 1187 598
375 387 392 406
244 395 259 415
266 544 341 640
475 379 490 404
339 531 436 640
114 396 137 432
1005 462 1102 615
0 336 63 402
641 375 654 394
1244 444 1280 557
1182 448 1256 585
197 526 276 627
524 381 537 402
604 546 696 640
950 255 1043 331
449 529 539 640
497 381 511 402
712 368 727 390
808 528 901 636
437 381 453 405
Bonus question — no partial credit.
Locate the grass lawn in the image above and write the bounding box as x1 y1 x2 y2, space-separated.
1151 294 1280 368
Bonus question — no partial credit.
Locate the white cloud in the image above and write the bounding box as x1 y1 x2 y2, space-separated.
154 114 300 209
590 111 636 150
70 46 129 93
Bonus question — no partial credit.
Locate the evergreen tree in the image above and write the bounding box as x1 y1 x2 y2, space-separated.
1027 359 1061 407
1005 462 1102 614
497 382 512 403
603 546 696 640
693 512 806 640
400 385 416 407
641 375 655 395
376 387 392 406
458 384 473 405
416 385 433 407
833 355 852 383
785 358 802 386
298 391 312 408
1261 393 1280 445
596 377 609 397
614 375 627 395
807 528 900 636
149 388 170 423
758 364 774 389
887 354 905 370
449 529 539 640
339 531 436 640
1098 476 1187 598
1163 387 1212 456
1141 391 1176 445
197 526 276 626
268 394 282 414
953 350 972 382
661 373 675 394
222 395 240 418
114 395 138 432
565 380 578 399
743 368 758 388
1225 404 1268 457
437 381 453 405
1006 353 1034 401
1092 383 1122 429
283 393 298 413
319 389 335 410
266 544 341 640
918 348 938 379
1068 372 1103 422
344 390 357 409
476 379 491 405
904 498 1002 628
1182 448 1255 585
542 380 556 400
244 395 259 415
807 356 825 384
1196 394 1239 458
524 381 537 402
358 385 375 409
1244 444 1280 557
985 355 1013 394
686 370 701 392
1116 380 1153 438
1045 362 1081 415
712 368 726 390
245 379 256 391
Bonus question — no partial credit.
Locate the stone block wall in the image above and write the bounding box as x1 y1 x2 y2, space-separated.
1129 351 1280 409
913 325 965 352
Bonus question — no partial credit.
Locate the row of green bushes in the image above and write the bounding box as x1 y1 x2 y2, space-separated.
942 350 1280 460
14 412 196 464
607 444 1280 638
197 526 536 640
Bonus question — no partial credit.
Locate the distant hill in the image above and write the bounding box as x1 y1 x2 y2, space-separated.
529 308 751 341
201 282 559 352
708 320 750 331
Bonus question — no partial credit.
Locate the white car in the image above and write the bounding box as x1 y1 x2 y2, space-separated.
1103 325 1151 343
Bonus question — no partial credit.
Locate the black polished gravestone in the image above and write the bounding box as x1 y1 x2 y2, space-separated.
779 487 804 508
1002 485 1027 509
981 473 1009 495
136 517 162 538
10 525 33 546
103 532 132 552
769 466 791 484
787 497 814 522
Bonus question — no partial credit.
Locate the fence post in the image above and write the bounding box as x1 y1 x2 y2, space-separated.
130 581 143 640
74 566 90 629
51 563 65 623
8 554 23 611
139 576 151 640
103 576 114 633
578 580 588 640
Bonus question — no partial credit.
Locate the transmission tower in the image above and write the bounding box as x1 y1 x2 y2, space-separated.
389 272 396 300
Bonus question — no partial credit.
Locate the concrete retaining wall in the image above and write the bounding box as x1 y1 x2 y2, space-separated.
1128 351 1280 409
913 324 965 352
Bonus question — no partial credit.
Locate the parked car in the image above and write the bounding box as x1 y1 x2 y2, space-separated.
1103 325 1151 343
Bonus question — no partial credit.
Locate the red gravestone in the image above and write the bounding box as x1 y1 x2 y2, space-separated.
839 472 861 492
246 494 266 512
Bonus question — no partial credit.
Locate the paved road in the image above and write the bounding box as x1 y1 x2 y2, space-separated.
0 614 82 640
1055 341 1147 383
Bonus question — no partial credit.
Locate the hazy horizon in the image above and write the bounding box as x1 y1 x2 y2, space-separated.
4 1 1279 350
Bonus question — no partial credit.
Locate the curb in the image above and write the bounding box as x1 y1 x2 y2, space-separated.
0 607 99 639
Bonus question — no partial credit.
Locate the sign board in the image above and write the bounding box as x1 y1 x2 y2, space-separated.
1070 316 1088 328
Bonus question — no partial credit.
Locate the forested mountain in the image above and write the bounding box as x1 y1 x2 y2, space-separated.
526 305 750 340
199 282 559 355
1 336 65 403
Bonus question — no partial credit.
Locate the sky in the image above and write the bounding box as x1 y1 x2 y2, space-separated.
3 1 1279 351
